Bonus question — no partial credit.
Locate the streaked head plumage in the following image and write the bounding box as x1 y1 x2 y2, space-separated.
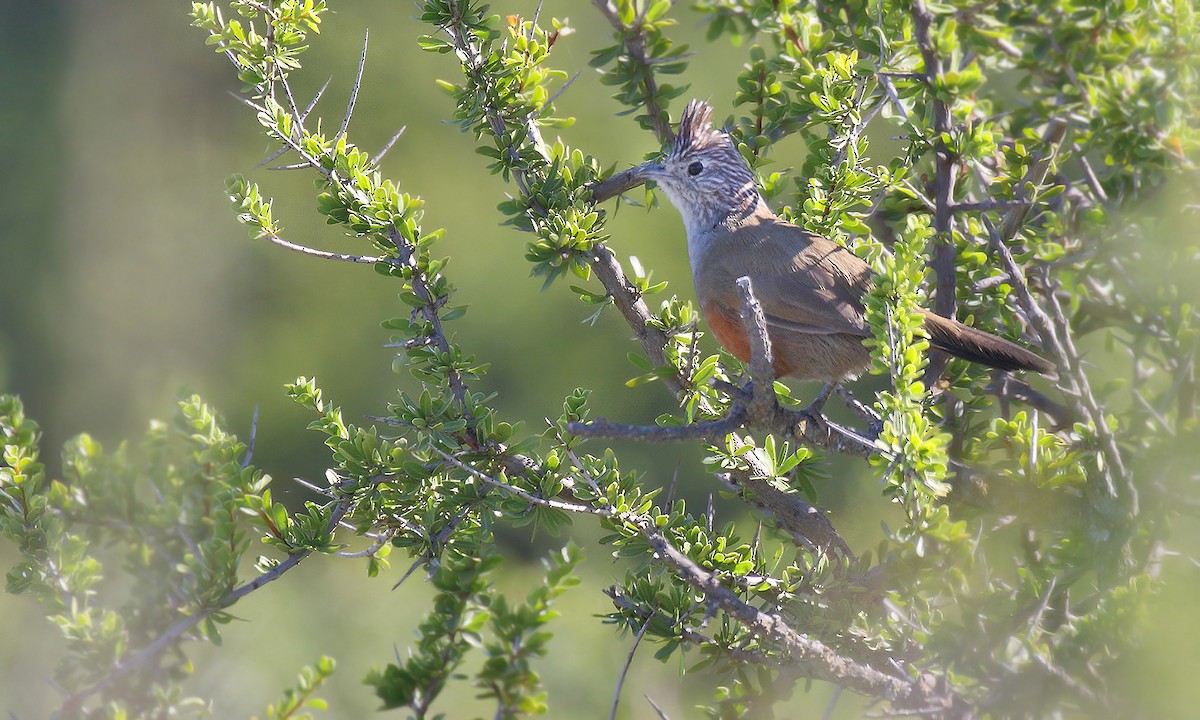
633 100 763 241
670 100 729 161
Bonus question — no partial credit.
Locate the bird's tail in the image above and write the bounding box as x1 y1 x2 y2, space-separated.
920 309 1055 374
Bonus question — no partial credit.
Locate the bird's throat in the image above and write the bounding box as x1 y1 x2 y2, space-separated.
683 189 770 266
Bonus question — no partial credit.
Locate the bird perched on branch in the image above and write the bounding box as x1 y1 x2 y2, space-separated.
626 99 1053 381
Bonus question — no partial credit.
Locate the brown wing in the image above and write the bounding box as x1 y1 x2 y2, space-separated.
693 216 873 338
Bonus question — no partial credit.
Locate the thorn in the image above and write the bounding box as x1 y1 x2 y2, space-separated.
375 124 408 164
529 0 544 41
279 74 304 125
267 162 312 172
292 476 333 497
665 464 680 506
304 76 333 121
253 145 291 170
545 70 581 107
644 695 671 720
338 29 369 139
241 403 260 469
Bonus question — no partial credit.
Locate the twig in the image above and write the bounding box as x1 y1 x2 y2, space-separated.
1076 150 1110 204
431 447 601 516
736 277 782 426
950 200 1032 213
822 686 845 720
606 587 779 666
241 403 259 469
545 69 581 108
1001 119 1068 240
420 445 918 704
876 73 910 121
973 272 1012 292
633 520 959 711
253 76 332 170
261 229 388 264
645 696 671 720
337 529 397 558
985 374 1074 428
588 244 680 391
837 385 881 425
609 615 652 720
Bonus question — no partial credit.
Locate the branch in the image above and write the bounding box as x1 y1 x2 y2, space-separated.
588 244 681 392
430 447 602 516
972 119 1131 510
337 30 369 139
632 518 962 712
606 586 780 667
570 411 746 442
592 0 676 145
911 0 958 323
427 447 957 710
1001 119 1068 240
736 277 782 426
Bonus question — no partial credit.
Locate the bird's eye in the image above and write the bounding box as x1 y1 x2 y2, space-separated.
687 161 704 176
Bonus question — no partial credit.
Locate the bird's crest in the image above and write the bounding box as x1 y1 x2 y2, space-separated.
672 100 727 158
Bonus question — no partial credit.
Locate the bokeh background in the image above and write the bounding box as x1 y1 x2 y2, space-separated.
2 1 1198 717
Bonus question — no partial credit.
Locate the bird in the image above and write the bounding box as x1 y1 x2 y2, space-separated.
626 99 1054 382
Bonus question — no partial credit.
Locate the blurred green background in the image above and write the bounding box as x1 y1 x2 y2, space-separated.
1 1 1198 717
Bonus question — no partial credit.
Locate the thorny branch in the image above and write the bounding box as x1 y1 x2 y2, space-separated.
426 445 960 711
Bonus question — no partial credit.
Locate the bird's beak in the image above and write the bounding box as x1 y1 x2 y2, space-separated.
590 158 666 204
631 159 666 182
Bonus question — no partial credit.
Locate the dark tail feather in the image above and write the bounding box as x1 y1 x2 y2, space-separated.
920 309 1055 374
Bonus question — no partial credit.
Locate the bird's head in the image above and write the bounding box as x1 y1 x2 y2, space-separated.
633 100 762 237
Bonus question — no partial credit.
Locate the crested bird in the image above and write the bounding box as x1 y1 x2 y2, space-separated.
627 99 1054 382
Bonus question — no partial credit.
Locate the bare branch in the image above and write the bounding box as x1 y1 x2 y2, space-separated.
569 411 746 442
735 277 782 426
